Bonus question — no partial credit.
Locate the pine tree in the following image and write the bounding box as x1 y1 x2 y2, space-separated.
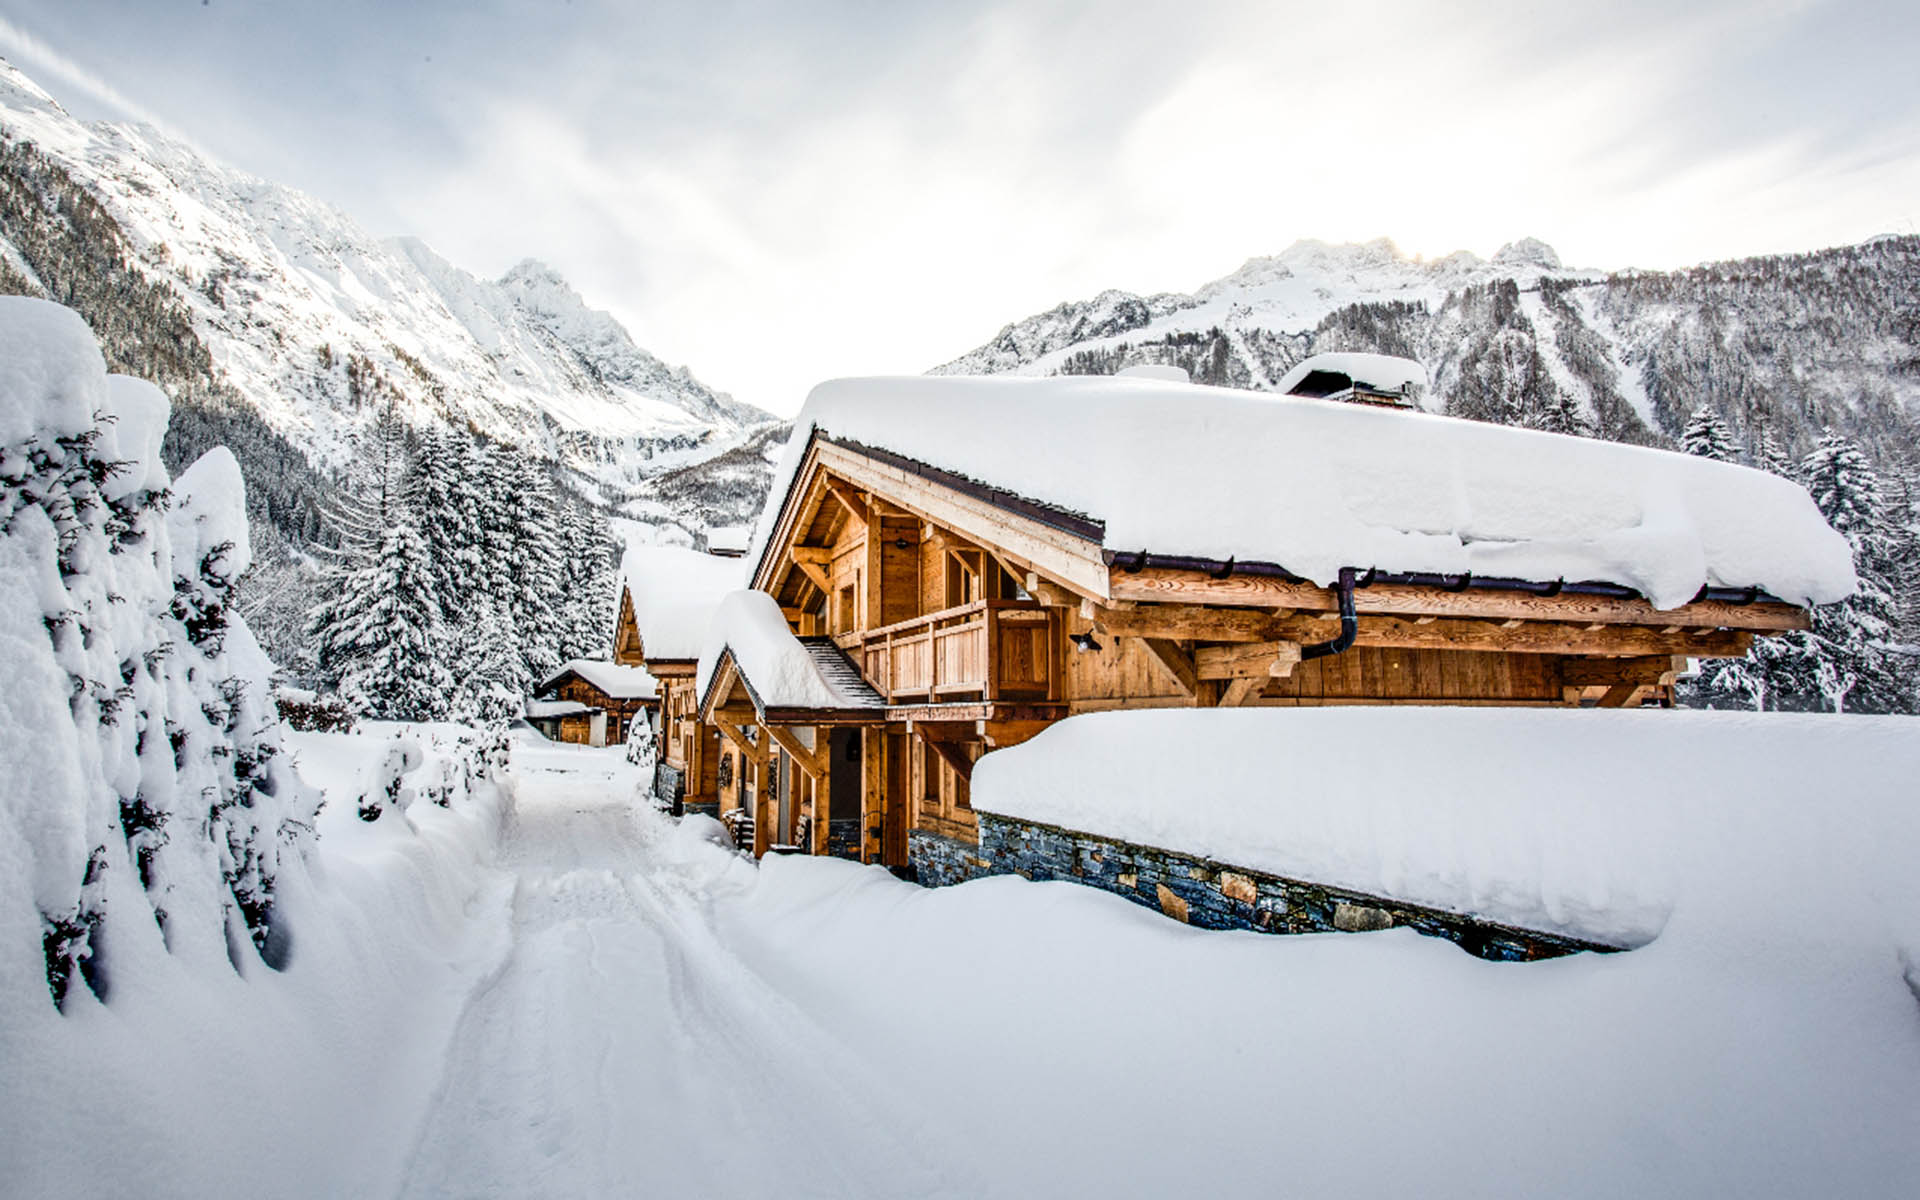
1795 433 1908 712
308 403 450 719
448 598 526 726
1681 406 1739 461
553 497 617 663
1754 426 1796 479
1527 386 1592 437
410 426 485 623
497 450 565 681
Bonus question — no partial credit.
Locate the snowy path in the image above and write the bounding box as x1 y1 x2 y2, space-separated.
396 744 971 1200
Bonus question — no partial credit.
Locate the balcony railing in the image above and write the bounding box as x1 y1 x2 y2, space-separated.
843 599 1062 705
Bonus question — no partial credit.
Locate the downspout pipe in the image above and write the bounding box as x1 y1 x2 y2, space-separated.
1301 567 1359 661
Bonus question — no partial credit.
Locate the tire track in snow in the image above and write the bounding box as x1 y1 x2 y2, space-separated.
392 744 988 1200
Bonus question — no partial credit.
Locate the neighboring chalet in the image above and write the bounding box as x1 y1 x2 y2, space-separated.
525 659 658 746
611 544 745 813
692 367 1853 891
704 524 752 558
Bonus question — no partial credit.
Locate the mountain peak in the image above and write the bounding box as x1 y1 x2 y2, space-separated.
1491 237 1561 269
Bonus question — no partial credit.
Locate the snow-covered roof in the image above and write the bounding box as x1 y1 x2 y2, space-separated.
705 524 752 555
525 699 594 719
972 707 1920 948
616 544 746 662
540 659 658 701
697 591 886 717
754 375 1855 609
1276 351 1426 397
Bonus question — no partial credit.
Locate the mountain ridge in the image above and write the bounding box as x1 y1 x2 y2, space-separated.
932 232 1920 466
0 56 774 504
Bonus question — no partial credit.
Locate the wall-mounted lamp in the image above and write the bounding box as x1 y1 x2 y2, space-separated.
894 537 911 550
1069 631 1103 653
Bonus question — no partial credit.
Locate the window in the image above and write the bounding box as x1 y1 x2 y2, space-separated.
944 550 981 608
835 584 856 634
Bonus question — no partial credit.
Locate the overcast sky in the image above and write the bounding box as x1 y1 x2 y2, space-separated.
2 0 1916 417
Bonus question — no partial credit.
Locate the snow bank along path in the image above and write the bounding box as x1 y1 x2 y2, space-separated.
395 740 974 1200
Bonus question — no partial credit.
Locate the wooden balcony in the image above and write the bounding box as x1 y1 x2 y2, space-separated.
842 600 1063 705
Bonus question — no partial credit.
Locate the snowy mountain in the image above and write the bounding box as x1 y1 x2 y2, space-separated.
934 235 1920 462
0 58 774 501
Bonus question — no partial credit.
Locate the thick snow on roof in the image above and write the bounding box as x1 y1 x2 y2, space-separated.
525 699 594 719
756 376 1854 609
1276 351 1427 396
616 544 745 661
697 590 884 713
541 659 658 701
973 707 1920 947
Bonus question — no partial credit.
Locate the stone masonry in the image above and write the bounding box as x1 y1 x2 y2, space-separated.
909 813 1621 962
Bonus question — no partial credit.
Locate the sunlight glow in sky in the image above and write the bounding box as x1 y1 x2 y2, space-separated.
2 0 1916 416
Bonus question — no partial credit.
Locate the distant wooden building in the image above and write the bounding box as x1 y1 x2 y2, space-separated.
526 659 658 746
693 370 1848 881
611 545 745 813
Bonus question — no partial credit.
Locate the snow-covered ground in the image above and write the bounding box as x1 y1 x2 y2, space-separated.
6 720 1919 1199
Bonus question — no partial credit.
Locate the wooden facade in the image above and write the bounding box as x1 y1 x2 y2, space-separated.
687 427 1814 874
531 666 657 747
612 587 723 811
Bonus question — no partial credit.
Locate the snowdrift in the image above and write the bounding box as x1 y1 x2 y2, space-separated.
972 707 1920 949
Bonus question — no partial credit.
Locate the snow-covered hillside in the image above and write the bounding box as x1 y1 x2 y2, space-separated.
933 234 1920 461
936 236 1584 382
0 58 774 496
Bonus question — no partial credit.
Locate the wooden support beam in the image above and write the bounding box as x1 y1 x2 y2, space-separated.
1561 655 1684 688
1219 677 1264 706
1137 637 1199 699
764 725 826 779
791 557 832 596
920 735 977 783
824 478 868 525
790 545 834 565
1194 640 1305 680
1096 604 1290 643
1101 602 1752 659
1596 682 1642 708
713 720 757 762
1107 567 1810 633
977 718 1054 749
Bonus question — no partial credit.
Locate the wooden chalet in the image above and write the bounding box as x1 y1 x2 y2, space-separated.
697 371 1850 877
610 545 746 813
526 659 658 746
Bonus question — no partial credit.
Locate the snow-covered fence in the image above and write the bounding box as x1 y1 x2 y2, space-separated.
0 298 318 1011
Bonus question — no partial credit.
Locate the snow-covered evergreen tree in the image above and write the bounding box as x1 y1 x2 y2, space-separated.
1681 406 1740 461
1794 434 1909 712
410 425 484 624
448 598 527 726
0 299 318 1008
1754 426 1796 479
309 402 450 719
496 451 565 681
554 499 617 663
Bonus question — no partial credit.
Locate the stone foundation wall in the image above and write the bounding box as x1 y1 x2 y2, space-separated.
652 763 685 812
828 818 864 862
910 829 994 888
910 814 1617 962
